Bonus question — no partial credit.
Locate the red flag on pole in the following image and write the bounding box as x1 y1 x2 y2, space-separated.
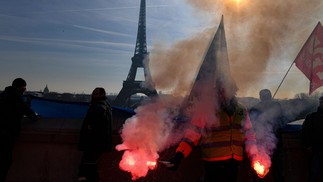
294 22 323 94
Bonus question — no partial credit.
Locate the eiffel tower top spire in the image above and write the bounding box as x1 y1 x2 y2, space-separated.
134 0 147 56
125 0 149 82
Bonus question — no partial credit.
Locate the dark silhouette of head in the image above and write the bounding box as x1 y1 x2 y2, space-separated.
12 78 27 94
91 87 106 102
319 96 323 109
216 86 237 115
12 78 26 88
259 89 272 102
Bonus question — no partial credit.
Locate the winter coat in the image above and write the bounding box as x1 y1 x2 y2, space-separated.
302 107 323 150
78 99 112 152
0 86 38 137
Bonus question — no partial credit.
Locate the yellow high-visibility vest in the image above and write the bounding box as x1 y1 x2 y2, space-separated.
176 103 254 162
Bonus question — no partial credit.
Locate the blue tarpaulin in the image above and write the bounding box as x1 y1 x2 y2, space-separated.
25 96 302 133
26 96 135 119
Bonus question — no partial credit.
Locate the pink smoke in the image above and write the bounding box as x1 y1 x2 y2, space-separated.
115 96 183 180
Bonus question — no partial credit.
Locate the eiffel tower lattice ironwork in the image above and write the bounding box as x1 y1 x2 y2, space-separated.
113 0 157 108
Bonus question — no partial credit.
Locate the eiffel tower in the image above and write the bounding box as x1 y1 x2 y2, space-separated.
113 0 157 108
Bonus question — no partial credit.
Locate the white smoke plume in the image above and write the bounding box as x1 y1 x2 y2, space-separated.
247 92 287 176
116 95 184 180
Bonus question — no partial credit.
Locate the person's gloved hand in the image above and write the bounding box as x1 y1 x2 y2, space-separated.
161 152 184 171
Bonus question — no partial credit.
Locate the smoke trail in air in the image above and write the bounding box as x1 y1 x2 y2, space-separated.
150 0 323 98
115 95 184 180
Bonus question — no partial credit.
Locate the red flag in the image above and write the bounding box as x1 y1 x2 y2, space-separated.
295 22 323 94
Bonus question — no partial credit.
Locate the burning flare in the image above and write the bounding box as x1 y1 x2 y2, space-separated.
252 160 269 178
118 148 158 180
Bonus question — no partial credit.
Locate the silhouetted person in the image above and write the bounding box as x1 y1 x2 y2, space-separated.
249 89 285 182
78 87 112 182
0 78 39 181
302 96 323 182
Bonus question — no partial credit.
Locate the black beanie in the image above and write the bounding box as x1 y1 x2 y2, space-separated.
12 78 27 88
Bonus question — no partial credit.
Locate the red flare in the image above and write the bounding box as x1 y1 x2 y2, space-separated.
252 160 269 178
119 150 158 180
146 161 157 168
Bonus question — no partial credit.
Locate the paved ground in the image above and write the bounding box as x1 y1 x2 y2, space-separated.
6 118 309 182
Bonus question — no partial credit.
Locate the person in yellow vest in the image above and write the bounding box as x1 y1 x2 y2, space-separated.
166 88 256 182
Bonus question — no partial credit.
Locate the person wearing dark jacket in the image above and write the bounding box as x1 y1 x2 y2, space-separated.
78 87 112 182
0 78 39 181
249 89 286 182
302 96 323 182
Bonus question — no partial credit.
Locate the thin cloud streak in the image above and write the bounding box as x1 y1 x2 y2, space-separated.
73 25 132 37
26 5 170 14
0 35 134 49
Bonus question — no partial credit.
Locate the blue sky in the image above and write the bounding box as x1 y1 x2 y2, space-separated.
0 0 205 95
1 0 323 99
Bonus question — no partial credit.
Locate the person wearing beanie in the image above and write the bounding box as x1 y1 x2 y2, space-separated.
0 78 39 181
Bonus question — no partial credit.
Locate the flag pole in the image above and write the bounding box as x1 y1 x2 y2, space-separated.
272 61 295 99
273 22 322 98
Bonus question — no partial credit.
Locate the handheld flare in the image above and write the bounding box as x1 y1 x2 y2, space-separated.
252 160 269 178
